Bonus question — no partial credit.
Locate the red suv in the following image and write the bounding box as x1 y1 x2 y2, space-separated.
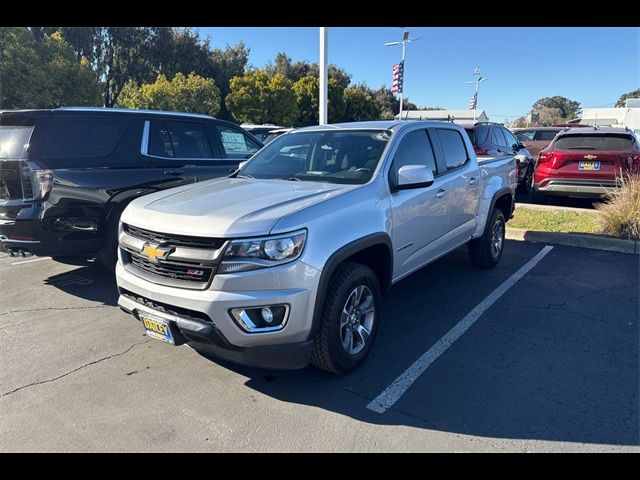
532 127 640 203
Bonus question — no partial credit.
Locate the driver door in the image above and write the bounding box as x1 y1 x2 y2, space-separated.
388 129 451 279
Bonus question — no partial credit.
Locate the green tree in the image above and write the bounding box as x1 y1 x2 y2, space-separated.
226 70 297 125
532 96 581 121
292 76 319 125
615 88 640 107
208 42 250 121
117 72 221 116
0 28 100 109
372 87 417 119
343 85 381 122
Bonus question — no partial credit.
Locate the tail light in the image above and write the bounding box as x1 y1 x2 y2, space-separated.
537 151 555 166
20 164 53 201
474 146 488 156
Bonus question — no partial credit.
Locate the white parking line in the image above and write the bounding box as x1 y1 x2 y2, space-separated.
10 257 52 266
367 245 554 414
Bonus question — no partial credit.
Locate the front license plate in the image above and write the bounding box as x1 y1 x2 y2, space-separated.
141 314 175 344
578 161 600 171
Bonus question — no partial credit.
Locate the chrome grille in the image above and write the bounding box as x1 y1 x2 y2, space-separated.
120 224 228 289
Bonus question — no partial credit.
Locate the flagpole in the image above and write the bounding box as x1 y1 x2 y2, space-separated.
466 67 486 124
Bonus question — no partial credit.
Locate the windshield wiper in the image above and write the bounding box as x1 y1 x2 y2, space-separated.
237 174 254 179
287 177 302 181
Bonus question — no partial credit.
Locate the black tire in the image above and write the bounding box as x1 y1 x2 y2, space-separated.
531 186 548 205
518 165 533 193
310 262 381 374
97 210 121 271
469 208 506 269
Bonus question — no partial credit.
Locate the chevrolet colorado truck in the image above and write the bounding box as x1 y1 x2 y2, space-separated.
116 120 517 373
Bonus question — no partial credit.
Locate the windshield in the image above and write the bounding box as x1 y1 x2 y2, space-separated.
238 129 391 184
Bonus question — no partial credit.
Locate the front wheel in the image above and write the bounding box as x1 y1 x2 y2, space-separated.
310 262 381 374
469 208 506 269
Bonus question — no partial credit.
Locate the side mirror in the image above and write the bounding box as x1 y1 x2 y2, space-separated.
395 165 435 190
516 143 526 150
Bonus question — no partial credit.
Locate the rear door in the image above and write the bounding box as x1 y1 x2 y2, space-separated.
431 126 480 244
146 119 257 189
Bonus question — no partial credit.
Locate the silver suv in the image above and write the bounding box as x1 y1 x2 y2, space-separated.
116 121 517 373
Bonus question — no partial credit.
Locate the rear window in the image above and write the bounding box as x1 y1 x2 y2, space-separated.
554 134 635 151
515 130 534 141
0 126 34 158
44 118 127 157
464 126 489 146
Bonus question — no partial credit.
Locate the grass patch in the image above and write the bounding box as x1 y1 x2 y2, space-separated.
595 173 640 240
509 208 599 234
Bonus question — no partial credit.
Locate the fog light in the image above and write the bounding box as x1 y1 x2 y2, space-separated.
261 307 274 324
229 305 289 333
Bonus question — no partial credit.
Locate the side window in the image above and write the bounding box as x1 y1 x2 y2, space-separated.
474 126 490 145
44 117 127 158
390 130 438 179
493 127 509 148
217 125 261 159
435 129 469 170
503 129 519 149
515 130 534 141
148 121 213 159
535 130 559 141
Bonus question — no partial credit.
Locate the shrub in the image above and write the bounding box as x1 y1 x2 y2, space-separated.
596 173 640 240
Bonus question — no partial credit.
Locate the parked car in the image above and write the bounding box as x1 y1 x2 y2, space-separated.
116 120 517 373
532 126 640 203
263 127 294 144
464 122 533 191
0 107 263 267
513 127 564 159
241 124 284 143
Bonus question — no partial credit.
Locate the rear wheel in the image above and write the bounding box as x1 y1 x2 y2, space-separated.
518 164 533 193
97 211 122 271
469 208 505 269
310 262 381 374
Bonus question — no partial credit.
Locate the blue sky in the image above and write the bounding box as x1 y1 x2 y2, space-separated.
199 27 639 123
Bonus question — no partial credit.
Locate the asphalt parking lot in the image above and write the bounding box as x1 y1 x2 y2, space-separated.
0 241 638 452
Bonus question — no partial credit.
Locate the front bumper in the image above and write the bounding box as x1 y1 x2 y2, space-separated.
115 257 322 370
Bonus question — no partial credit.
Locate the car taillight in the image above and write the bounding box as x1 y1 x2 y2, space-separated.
474 146 488 156
20 165 53 201
537 151 554 165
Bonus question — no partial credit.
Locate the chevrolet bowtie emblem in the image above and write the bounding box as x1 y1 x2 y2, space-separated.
141 243 172 263
584 154 598 160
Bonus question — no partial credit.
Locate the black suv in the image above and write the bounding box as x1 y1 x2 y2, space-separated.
0 107 263 267
464 122 534 191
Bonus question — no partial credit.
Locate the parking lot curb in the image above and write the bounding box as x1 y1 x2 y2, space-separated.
515 202 599 214
505 227 639 255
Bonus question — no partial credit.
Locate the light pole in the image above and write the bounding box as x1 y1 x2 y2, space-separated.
319 27 328 125
385 30 421 120
465 67 486 123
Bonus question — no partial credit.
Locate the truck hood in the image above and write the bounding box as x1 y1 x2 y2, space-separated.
121 177 355 238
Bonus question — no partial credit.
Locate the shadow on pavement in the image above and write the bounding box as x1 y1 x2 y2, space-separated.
198 242 639 447
45 257 119 306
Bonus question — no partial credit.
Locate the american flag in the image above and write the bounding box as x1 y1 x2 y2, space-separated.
469 92 477 110
392 62 403 94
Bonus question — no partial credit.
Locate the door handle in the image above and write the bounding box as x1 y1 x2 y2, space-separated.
468 177 478 186
435 189 447 198
163 169 184 175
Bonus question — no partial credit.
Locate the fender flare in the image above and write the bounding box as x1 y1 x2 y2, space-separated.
307 233 393 340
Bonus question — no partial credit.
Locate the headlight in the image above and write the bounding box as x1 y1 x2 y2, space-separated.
218 230 306 273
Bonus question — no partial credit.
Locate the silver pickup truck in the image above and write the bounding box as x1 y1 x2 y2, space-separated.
116 120 517 373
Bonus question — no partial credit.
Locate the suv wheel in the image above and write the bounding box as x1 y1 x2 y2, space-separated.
469 208 505 269
518 164 533 193
310 262 381 374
